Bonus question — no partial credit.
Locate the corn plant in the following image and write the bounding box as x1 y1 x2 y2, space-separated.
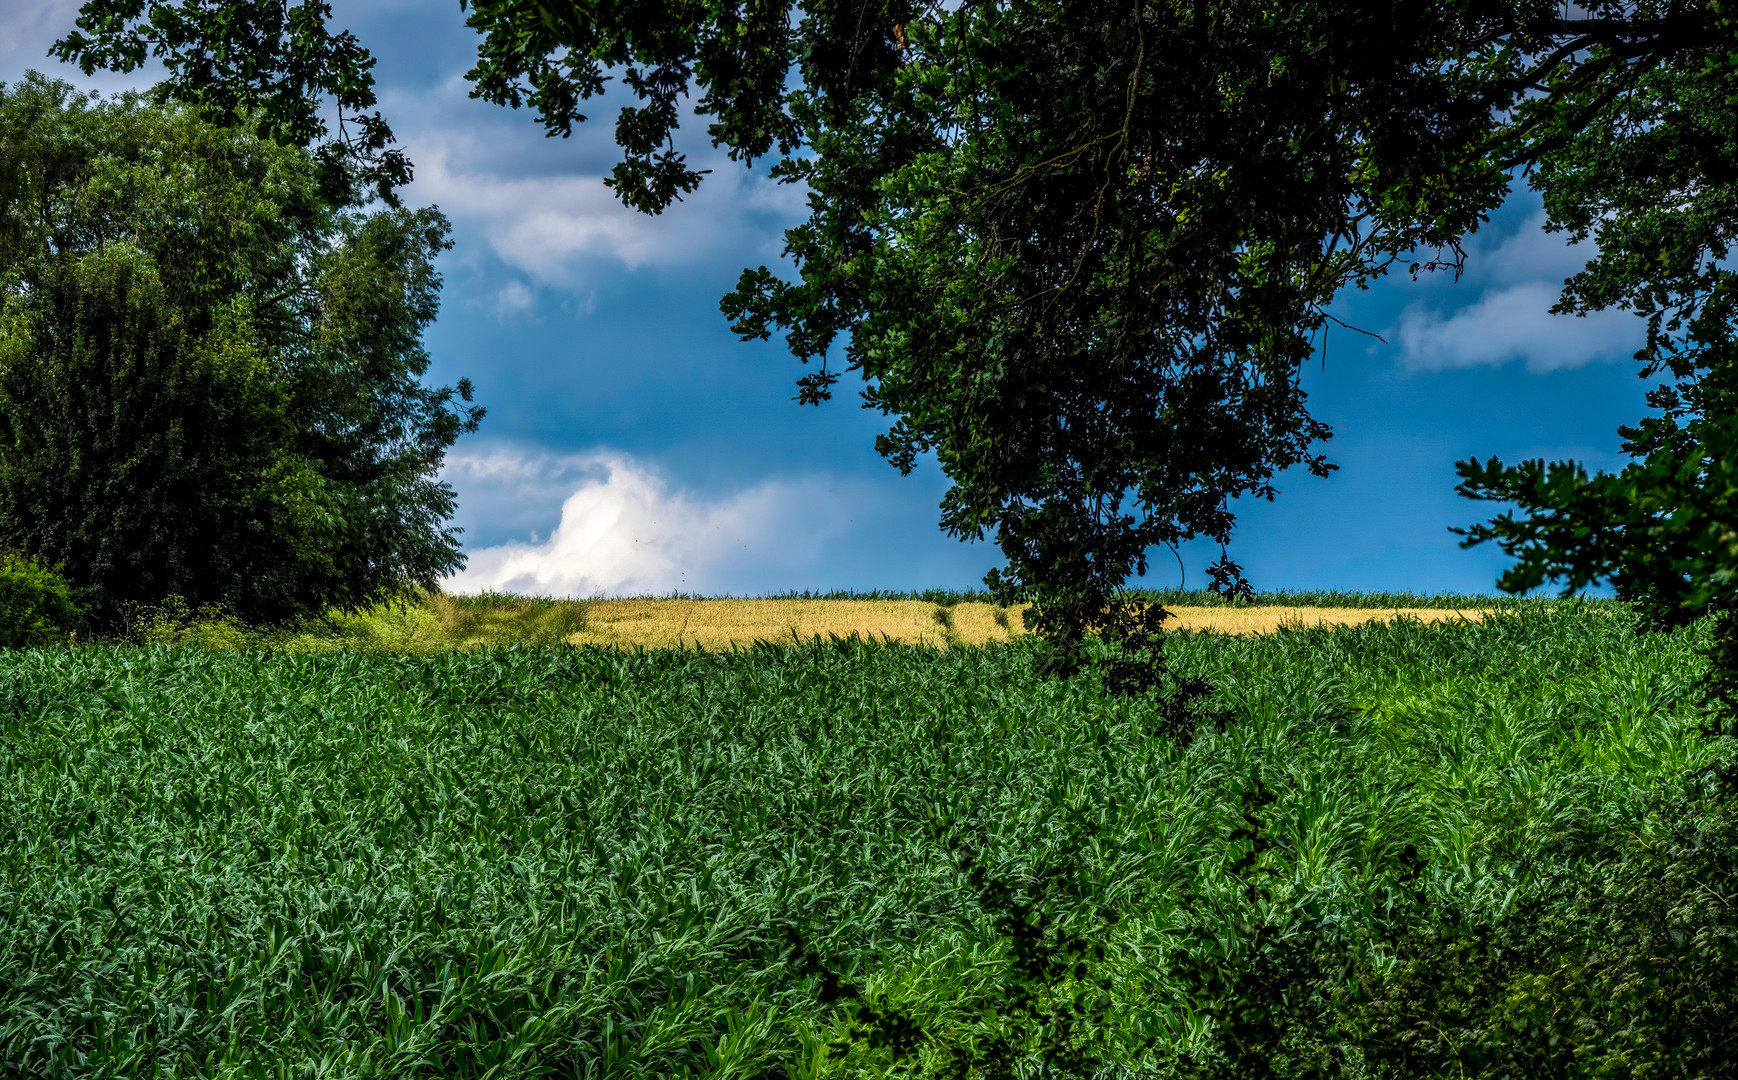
0 605 1727 1076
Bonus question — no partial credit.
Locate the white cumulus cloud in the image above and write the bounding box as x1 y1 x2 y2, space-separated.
1394 281 1641 373
1479 211 1601 288
442 449 860 597
490 280 536 321
1389 210 1650 373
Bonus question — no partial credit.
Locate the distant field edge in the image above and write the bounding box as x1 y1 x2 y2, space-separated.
122 590 1616 653
462 587 1606 609
558 598 1559 650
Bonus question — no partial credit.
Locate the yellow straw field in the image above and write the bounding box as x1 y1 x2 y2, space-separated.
564 599 1491 649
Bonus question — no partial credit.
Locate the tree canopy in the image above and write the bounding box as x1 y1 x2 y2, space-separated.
0 73 482 624
50 1 1738 669
50 0 407 205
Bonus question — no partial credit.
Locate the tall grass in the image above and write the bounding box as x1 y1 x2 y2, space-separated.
0 606 1724 1075
130 589 593 651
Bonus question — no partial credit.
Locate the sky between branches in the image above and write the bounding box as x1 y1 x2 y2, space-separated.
2 0 1649 597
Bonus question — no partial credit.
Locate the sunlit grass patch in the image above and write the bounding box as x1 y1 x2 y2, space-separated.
128 590 594 651
569 599 1502 648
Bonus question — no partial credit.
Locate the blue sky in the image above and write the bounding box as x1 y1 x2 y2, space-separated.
4 0 1651 597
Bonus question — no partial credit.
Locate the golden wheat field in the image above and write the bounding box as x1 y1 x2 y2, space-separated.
561 599 1491 649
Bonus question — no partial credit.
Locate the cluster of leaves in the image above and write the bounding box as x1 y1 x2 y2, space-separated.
0 75 481 626
0 605 1723 1075
1205 557 1257 604
50 0 407 206
0 549 81 647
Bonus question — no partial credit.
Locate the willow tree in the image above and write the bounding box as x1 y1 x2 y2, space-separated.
0 74 482 623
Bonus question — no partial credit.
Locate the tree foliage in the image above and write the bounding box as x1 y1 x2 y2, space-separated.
1454 3 1738 607
448 0 1525 661
0 549 81 647
0 74 481 625
49 0 407 205
52 1 1738 674
448 0 1738 661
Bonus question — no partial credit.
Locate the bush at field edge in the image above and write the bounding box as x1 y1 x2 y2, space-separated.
0 549 81 646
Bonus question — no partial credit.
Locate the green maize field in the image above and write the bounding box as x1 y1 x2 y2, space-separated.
2 603 1733 1077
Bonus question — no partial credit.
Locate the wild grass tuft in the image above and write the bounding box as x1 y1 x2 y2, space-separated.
125 590 593 652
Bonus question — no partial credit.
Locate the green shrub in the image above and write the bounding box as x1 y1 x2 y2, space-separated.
0 549 80 646
128 595 259 650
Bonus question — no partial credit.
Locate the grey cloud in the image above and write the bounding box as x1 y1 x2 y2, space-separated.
441 446 615 548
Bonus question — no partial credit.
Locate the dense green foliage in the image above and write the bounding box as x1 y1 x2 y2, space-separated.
0 75 482 625
2 608 1731 1076
0 549 80 647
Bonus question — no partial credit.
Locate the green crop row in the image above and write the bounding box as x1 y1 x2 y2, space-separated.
0 606 1730 1077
